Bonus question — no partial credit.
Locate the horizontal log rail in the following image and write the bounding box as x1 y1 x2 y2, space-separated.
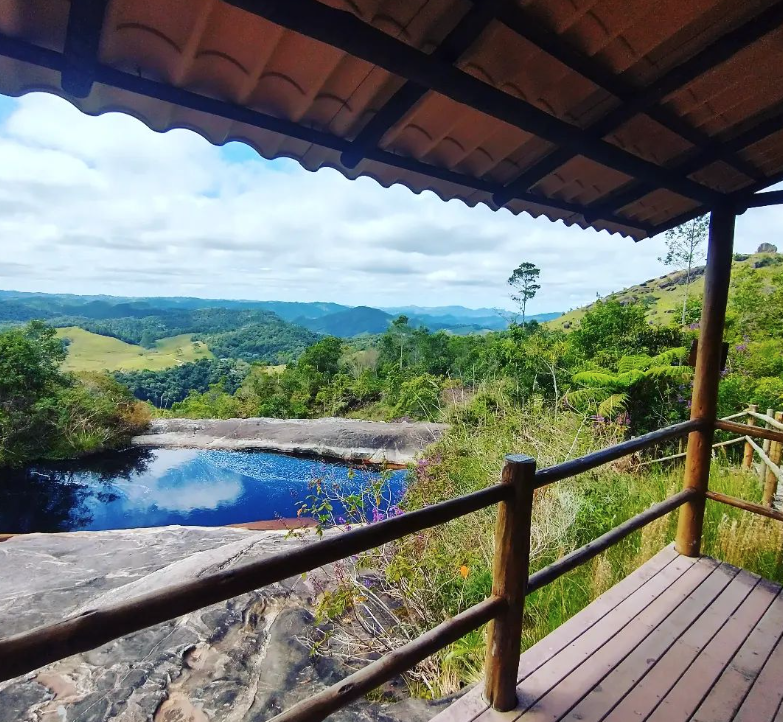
746 409 783 432
705 491 783 523
637 436 744 466
743 437 783 483
527 488 697 594
535 419 706 486
715 419 783 445
0 417 713 721
0 484 509 683
272 596 504 722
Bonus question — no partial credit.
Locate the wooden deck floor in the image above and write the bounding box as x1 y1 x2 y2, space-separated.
434 545 783 722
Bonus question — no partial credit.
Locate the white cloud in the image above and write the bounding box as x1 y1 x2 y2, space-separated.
0 92 777 313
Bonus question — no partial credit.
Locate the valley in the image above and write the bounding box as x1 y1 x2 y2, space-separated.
56 328 212 372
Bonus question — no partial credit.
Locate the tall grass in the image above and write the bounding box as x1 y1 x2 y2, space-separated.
315 383 783 697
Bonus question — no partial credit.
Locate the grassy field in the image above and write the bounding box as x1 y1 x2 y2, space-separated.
549 252 781 329
57 327 213 372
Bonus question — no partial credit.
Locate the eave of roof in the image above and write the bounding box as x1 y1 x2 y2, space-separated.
0 0 781 241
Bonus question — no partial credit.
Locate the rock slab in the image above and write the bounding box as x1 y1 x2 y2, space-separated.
133 418 447 465
0 527 447 721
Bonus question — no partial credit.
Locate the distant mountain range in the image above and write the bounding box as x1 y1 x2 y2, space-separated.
0 289 562 339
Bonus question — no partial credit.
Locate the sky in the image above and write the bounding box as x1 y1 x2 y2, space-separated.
0 92 779 315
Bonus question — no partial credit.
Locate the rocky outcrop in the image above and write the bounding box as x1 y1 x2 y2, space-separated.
133 418 447 465
0 527 449 722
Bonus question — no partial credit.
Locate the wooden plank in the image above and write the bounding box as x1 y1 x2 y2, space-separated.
690 588 783 721
745 437 783 485
645 577 780 722
512 558 721 721
474 554 699 722
734 621 783 721
717 420 783 445
562 563 740 722
747 410 783 432
431 546 680 722
603 568 760 722
516 547 682 683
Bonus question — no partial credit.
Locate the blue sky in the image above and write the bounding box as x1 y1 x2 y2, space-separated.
0 92 778 313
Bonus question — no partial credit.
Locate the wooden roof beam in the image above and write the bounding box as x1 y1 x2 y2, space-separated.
0 33 655 238
340 0 505 170
61 0 108 98
739 189 783 210
226 0 722 207
586 106 783 221
491 1 783 207
490 3 762 194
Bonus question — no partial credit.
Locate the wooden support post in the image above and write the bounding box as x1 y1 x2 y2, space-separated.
763 411 783 507
760 407 775 482
743 404 758 469
484 454 535 712
675 206 735 557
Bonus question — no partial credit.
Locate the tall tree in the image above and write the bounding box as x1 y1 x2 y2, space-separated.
658 215 709 326
508 262 541 325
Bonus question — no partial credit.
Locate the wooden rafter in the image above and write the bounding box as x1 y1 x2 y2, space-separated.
340 0 505 169
587 105 783 220
61 0 108 98
225 0 723 206
491 1 783 206
0 32 656 236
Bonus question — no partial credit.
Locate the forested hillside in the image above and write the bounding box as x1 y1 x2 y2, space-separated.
552 250 782 329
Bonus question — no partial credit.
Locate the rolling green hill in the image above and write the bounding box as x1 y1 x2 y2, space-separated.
550 251 783 330
56 328 213 372
300 306 393 336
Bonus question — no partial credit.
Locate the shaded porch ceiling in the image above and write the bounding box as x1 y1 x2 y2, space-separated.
1 0 782 239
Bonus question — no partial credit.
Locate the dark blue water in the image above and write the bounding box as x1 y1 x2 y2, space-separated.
0 448 406 533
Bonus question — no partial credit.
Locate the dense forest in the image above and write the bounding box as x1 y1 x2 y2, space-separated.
109 251 781 441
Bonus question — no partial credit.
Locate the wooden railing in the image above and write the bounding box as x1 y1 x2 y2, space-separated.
0 419 703 718
711 407 783 522
4 415 783 721
641 407 783 509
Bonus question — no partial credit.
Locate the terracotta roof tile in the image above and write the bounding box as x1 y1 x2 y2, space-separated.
0 0 781 240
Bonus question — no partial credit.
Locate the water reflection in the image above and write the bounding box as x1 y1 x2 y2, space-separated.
0 449 405 533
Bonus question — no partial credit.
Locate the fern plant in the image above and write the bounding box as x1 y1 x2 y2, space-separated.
566 348 692 426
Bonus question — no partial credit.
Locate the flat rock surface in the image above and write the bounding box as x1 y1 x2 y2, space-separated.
133 418 447 465
0 526 448 722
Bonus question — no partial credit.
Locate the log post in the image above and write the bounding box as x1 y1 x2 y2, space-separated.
675 206 736 558
742 404 758 469
760 407 775 483
484 454 535 712
763 411 783 507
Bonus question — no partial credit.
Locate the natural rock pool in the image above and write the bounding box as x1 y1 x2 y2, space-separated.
0 448 407 533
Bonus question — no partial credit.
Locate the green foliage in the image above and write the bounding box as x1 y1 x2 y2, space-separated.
115 358 249 407
0 322 149 466
571 299 648 361
393 374 442 420
568 348 691 432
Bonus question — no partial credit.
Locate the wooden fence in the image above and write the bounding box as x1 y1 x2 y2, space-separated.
2 416 783 721
643 405 783 508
